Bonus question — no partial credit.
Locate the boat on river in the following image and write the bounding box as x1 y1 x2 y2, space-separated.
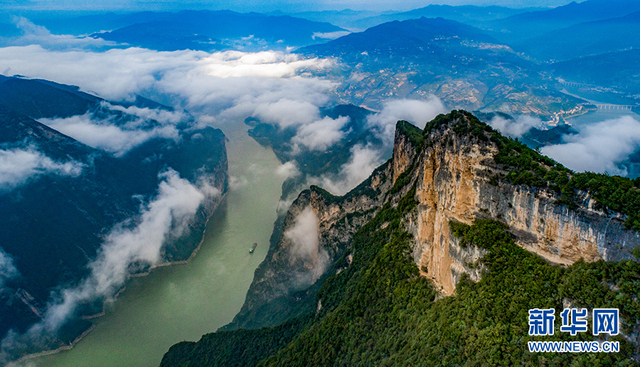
249 242 258 253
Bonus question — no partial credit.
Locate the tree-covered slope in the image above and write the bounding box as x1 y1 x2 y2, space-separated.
162 192 640 366
162 112 640 366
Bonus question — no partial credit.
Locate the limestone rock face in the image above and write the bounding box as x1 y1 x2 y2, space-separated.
230 112 640 330
401 113 640 295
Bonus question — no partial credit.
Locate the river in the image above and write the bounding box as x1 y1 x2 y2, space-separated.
36 123 285 367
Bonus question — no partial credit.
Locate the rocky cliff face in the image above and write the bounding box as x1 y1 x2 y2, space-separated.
165 111 640 366
224 160 397 330
399 112 640 295
229 111 640 329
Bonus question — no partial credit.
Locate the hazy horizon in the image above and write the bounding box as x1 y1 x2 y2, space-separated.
2 0 579 14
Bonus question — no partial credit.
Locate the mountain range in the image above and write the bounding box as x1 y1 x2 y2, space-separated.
0 76 228 359
299 17 586 118
92 10 346 51
162 111 640 366
514 10 640 61
486 0 640 43
1 0 640 362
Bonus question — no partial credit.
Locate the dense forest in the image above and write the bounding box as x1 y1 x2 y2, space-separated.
162 112 640 366
163 187 640 366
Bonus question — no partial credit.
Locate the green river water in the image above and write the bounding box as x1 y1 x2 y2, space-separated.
37 123 285 367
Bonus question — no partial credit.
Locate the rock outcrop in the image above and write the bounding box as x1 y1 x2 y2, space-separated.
227 110 640 331
404 112 640 295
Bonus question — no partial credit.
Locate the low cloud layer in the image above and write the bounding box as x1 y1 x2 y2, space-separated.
0 45 334 113
312 31 351 40
252 99 321 127
276 161 301 179
0 146 84 190
318 144 383 196
367 97 447 144
40 169 215 331
0 17 116 51
0 249 18 291
292 116 350 151
285 206 328 286
488 114 542 138
106 103 188 125
542 116 640 175
39 104 183 156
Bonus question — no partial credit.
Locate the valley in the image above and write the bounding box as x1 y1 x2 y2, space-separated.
36 123 285 367
1 0 640 365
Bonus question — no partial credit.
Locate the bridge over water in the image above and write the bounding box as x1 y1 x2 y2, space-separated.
594 104 637 111
560 81 592 88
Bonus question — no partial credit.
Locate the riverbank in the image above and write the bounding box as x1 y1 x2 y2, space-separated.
35 123 286 367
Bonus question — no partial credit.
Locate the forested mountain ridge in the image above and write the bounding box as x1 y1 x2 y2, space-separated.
162 111 640 366
0 76 228 361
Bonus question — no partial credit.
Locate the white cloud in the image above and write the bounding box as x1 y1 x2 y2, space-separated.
0 249 18 290
39 169 216 331
0 45 334 111
367 97 446 144
292 116 350 151
2 17 115 50
285 206 328 285
541 116 640 174
318 144 383 195
0 45 197 100
252 99 320 127
106 103 188 125
201 51 332 78
312 31 351 40
276 161 300 179
0 146 84 190
488 114 541 138
228 175 249 190
38 112 180 157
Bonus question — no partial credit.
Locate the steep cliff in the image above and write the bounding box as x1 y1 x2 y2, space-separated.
232 110 640 326
222 160 395 330
162 111 640 366
405 111 640 295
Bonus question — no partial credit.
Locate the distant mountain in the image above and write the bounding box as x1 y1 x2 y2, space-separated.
33 11 175 35
552 49 640 93
515 11 640 61
351 5 539 30
301 17 498 60
299 18 585 118
275 9 379 30
488 0 640 43
93 10 346 51
0 76 227 361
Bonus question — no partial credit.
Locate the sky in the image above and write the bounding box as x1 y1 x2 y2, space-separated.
2 0 579 13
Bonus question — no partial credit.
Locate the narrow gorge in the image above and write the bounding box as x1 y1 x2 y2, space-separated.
162 110 640 366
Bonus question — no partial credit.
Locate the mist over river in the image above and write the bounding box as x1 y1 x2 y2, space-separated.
36 123 286 367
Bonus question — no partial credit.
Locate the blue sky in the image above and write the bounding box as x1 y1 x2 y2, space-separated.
3 0 579 13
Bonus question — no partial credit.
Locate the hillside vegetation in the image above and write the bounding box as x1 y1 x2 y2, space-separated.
162 112 640 366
